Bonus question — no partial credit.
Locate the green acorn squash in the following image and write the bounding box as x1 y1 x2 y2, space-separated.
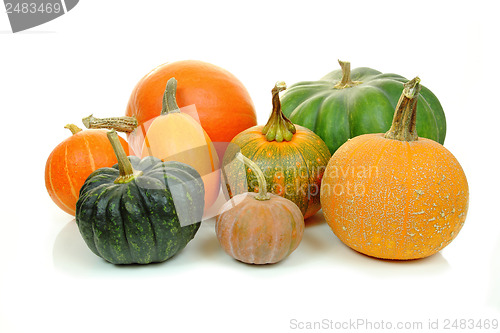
75 130 204 264
280 60 446 154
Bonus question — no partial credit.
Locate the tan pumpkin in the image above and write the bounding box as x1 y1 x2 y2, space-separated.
320 77 469 260
216 153 304 264
139 78 220 211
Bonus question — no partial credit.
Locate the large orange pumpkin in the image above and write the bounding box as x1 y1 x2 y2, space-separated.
125 60 257 161
140 78 220 212
320 77 469 260
45 124 129 216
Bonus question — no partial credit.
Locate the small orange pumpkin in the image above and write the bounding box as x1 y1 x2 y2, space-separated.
140 78 220 211
216 153 304 264
45 124 130 216
320 77 469 260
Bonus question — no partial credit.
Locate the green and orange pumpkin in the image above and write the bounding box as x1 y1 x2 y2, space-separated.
222 81 331 219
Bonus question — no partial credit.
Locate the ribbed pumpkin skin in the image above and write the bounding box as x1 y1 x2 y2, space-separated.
45 129 129 216
76 156 204 264
320 134 468 260
223 125 331 219
216 192 304 264
281 67 446 154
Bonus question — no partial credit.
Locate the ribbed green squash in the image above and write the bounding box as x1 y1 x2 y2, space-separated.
280 61 446 154
75 131 204 264
222 82 330 219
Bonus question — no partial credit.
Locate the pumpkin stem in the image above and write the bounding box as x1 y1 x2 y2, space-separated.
236 152 270 201
384 77 422 142
334 60 362 89
64 124 82 135
262 81 296 142
107 130 142 183
161 78 181 115
82 114 138 133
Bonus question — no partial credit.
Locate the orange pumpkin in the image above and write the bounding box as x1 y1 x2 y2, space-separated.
216 153 304 264
45 124 130 216
125 60 257 161
140 78 220 212
320 77 469 260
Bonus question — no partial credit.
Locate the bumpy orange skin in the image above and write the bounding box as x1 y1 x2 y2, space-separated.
45 130 129 216
320 133 469 260
216 193 305 264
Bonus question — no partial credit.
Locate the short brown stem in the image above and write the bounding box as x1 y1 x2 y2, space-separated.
64 124 82 135
236 152 270 201
334 60 362 89
83 114 138 133
261 81 296 142
384 77 422 142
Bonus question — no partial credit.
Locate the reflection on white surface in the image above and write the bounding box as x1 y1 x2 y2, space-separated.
51 190 226 277
52 210 451 278
52 219 216 277
52 219 102 275
489 235 500 310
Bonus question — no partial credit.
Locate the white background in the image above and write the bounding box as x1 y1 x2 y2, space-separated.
1 1 499 332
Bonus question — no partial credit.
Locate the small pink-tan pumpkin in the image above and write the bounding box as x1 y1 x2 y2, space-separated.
216 153 305 264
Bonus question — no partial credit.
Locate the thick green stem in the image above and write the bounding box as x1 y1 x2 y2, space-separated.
107 130 141 183
384 77 422 142
64 124 82 135
162 78 181 115
82 114 138 133
236 152 270 201
261 81 296 142
333 60 362 89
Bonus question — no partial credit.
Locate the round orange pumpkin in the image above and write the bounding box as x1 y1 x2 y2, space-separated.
320 77 469 260
45 124 130 216
125 60 257 161
140 78 220 212
216 153 304 264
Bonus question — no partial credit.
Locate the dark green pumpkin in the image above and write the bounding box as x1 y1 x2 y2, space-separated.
75 131 204 264
280 61 446 154
222 82 331 219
